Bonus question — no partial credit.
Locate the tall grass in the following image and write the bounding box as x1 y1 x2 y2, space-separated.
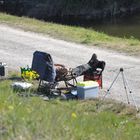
0 12 140 55
0 80 140 140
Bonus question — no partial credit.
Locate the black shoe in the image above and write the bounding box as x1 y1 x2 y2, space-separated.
88 54 99 69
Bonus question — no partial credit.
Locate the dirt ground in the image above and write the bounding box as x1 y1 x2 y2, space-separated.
0 24 140 107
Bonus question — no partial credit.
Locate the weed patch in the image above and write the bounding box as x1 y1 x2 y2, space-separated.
0 79 140 140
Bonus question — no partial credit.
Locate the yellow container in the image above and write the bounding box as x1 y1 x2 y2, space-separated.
77 81 99 87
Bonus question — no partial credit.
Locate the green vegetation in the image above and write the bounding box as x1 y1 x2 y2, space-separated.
0 79 140 140
0 12 140 55
1 0 140 20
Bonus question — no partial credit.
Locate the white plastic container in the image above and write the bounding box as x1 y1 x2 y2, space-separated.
77 81 99 99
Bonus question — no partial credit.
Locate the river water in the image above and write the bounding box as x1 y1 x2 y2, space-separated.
91 15 140 40
57 14 140 40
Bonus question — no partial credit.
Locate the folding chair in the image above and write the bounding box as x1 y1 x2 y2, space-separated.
31 51 77 95
83 61 106 88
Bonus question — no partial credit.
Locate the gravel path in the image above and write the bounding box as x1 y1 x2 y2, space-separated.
0 24 140 106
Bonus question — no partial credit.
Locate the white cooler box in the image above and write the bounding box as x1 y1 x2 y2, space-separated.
77 81 99 100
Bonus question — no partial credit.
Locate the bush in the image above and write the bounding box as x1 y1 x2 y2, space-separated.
1 0 140 21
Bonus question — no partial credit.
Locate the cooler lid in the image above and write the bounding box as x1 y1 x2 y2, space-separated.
77 81 99 87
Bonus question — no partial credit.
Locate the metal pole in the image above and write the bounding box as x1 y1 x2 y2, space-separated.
102 70 121 100
123 71 139 112
121 71 130 104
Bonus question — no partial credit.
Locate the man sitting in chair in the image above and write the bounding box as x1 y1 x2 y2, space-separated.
54 53 105 80
32 51 105 83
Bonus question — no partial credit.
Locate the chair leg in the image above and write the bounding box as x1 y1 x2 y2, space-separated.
65 81 69 88
73 77 77 86
37 80 42 91
100 74 103 89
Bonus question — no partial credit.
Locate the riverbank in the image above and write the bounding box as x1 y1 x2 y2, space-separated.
0 13 140 56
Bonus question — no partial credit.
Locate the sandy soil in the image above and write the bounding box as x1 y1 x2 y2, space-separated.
0 24 140 106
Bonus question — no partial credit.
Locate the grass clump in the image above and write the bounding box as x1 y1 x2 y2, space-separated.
0 79 140 140
0 12 140 56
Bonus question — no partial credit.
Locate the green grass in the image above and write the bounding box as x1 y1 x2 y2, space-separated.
0 79 140 140
0 12 140 55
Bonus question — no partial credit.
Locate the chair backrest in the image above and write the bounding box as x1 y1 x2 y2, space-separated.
31 51 56 82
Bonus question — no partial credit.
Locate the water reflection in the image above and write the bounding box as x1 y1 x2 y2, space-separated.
91 15 140 39
54 14 140 40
